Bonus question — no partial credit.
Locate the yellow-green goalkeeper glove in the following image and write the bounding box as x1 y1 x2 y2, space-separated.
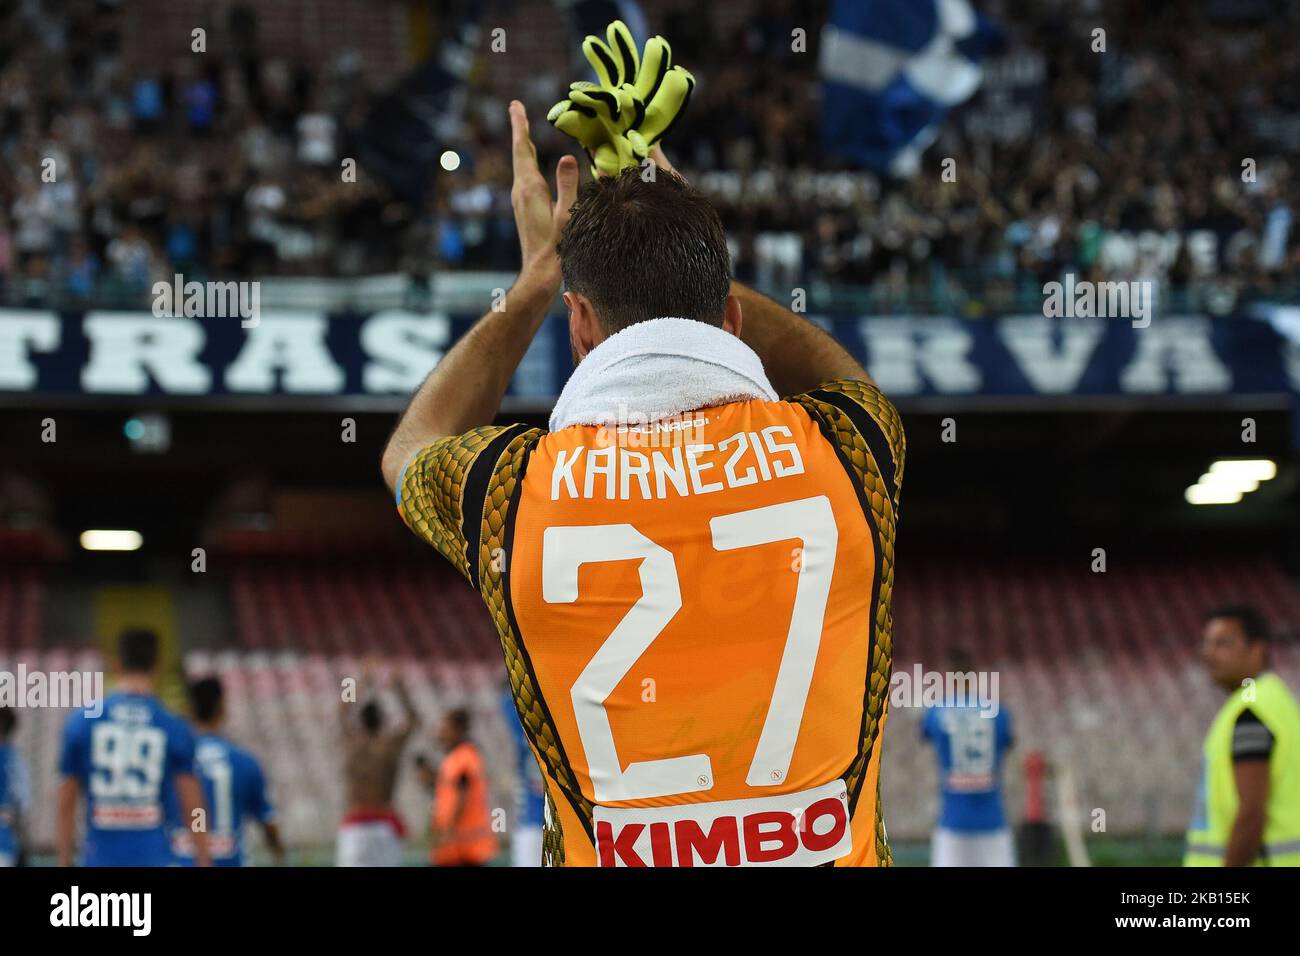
546 81 639 177
622 33 694 160
547 20 695 175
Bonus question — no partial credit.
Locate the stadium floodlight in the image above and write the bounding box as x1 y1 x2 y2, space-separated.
1186 458 1278 505
1185 484 1243 505
1208 459 1277 483
80 529 144 551
1196 471 1259 494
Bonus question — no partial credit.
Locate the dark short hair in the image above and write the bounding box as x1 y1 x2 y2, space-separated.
1206 604 1270 643
118 628 160 673
947 647 973 673
445 707 471 735
0 706 14 738
360 700 383 733
189 676 224 723
557 168 731 334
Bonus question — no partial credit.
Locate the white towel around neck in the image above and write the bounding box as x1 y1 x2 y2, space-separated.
548 317 779 432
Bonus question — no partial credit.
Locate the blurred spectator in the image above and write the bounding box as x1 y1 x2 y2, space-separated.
55 234 98 300
105 223 155 292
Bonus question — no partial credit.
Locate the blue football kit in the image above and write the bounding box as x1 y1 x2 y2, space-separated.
59 691 196 866
921 702 1014 832
167 732 275 866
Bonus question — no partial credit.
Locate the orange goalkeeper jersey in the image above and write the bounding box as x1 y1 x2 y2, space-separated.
397 379 904 866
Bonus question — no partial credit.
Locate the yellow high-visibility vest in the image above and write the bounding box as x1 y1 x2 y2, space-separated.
1185 672 1300 866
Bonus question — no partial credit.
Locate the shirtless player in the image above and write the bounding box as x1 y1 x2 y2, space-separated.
336 668 419 866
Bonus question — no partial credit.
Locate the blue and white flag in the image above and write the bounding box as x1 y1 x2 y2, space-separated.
820 0 1002 176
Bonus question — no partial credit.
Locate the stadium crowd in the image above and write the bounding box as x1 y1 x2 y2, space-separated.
0 0 1297 314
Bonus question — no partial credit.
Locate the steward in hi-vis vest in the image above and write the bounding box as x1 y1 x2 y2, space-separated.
1186 606 1300 867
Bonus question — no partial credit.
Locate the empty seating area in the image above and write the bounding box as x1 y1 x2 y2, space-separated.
211 548 1300 843
5 549 1299 852
0 529 55 652
0 568 42 651
228 556 499 661
894 555 1300 667
882 554 1300 839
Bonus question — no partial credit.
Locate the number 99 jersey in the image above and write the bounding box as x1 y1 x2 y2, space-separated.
398 379 903 866
59 691 197 867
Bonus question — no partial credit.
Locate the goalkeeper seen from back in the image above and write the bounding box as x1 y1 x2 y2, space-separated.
382 35 903 864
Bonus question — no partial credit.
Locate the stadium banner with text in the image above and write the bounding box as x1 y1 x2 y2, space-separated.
1 308 1298 408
